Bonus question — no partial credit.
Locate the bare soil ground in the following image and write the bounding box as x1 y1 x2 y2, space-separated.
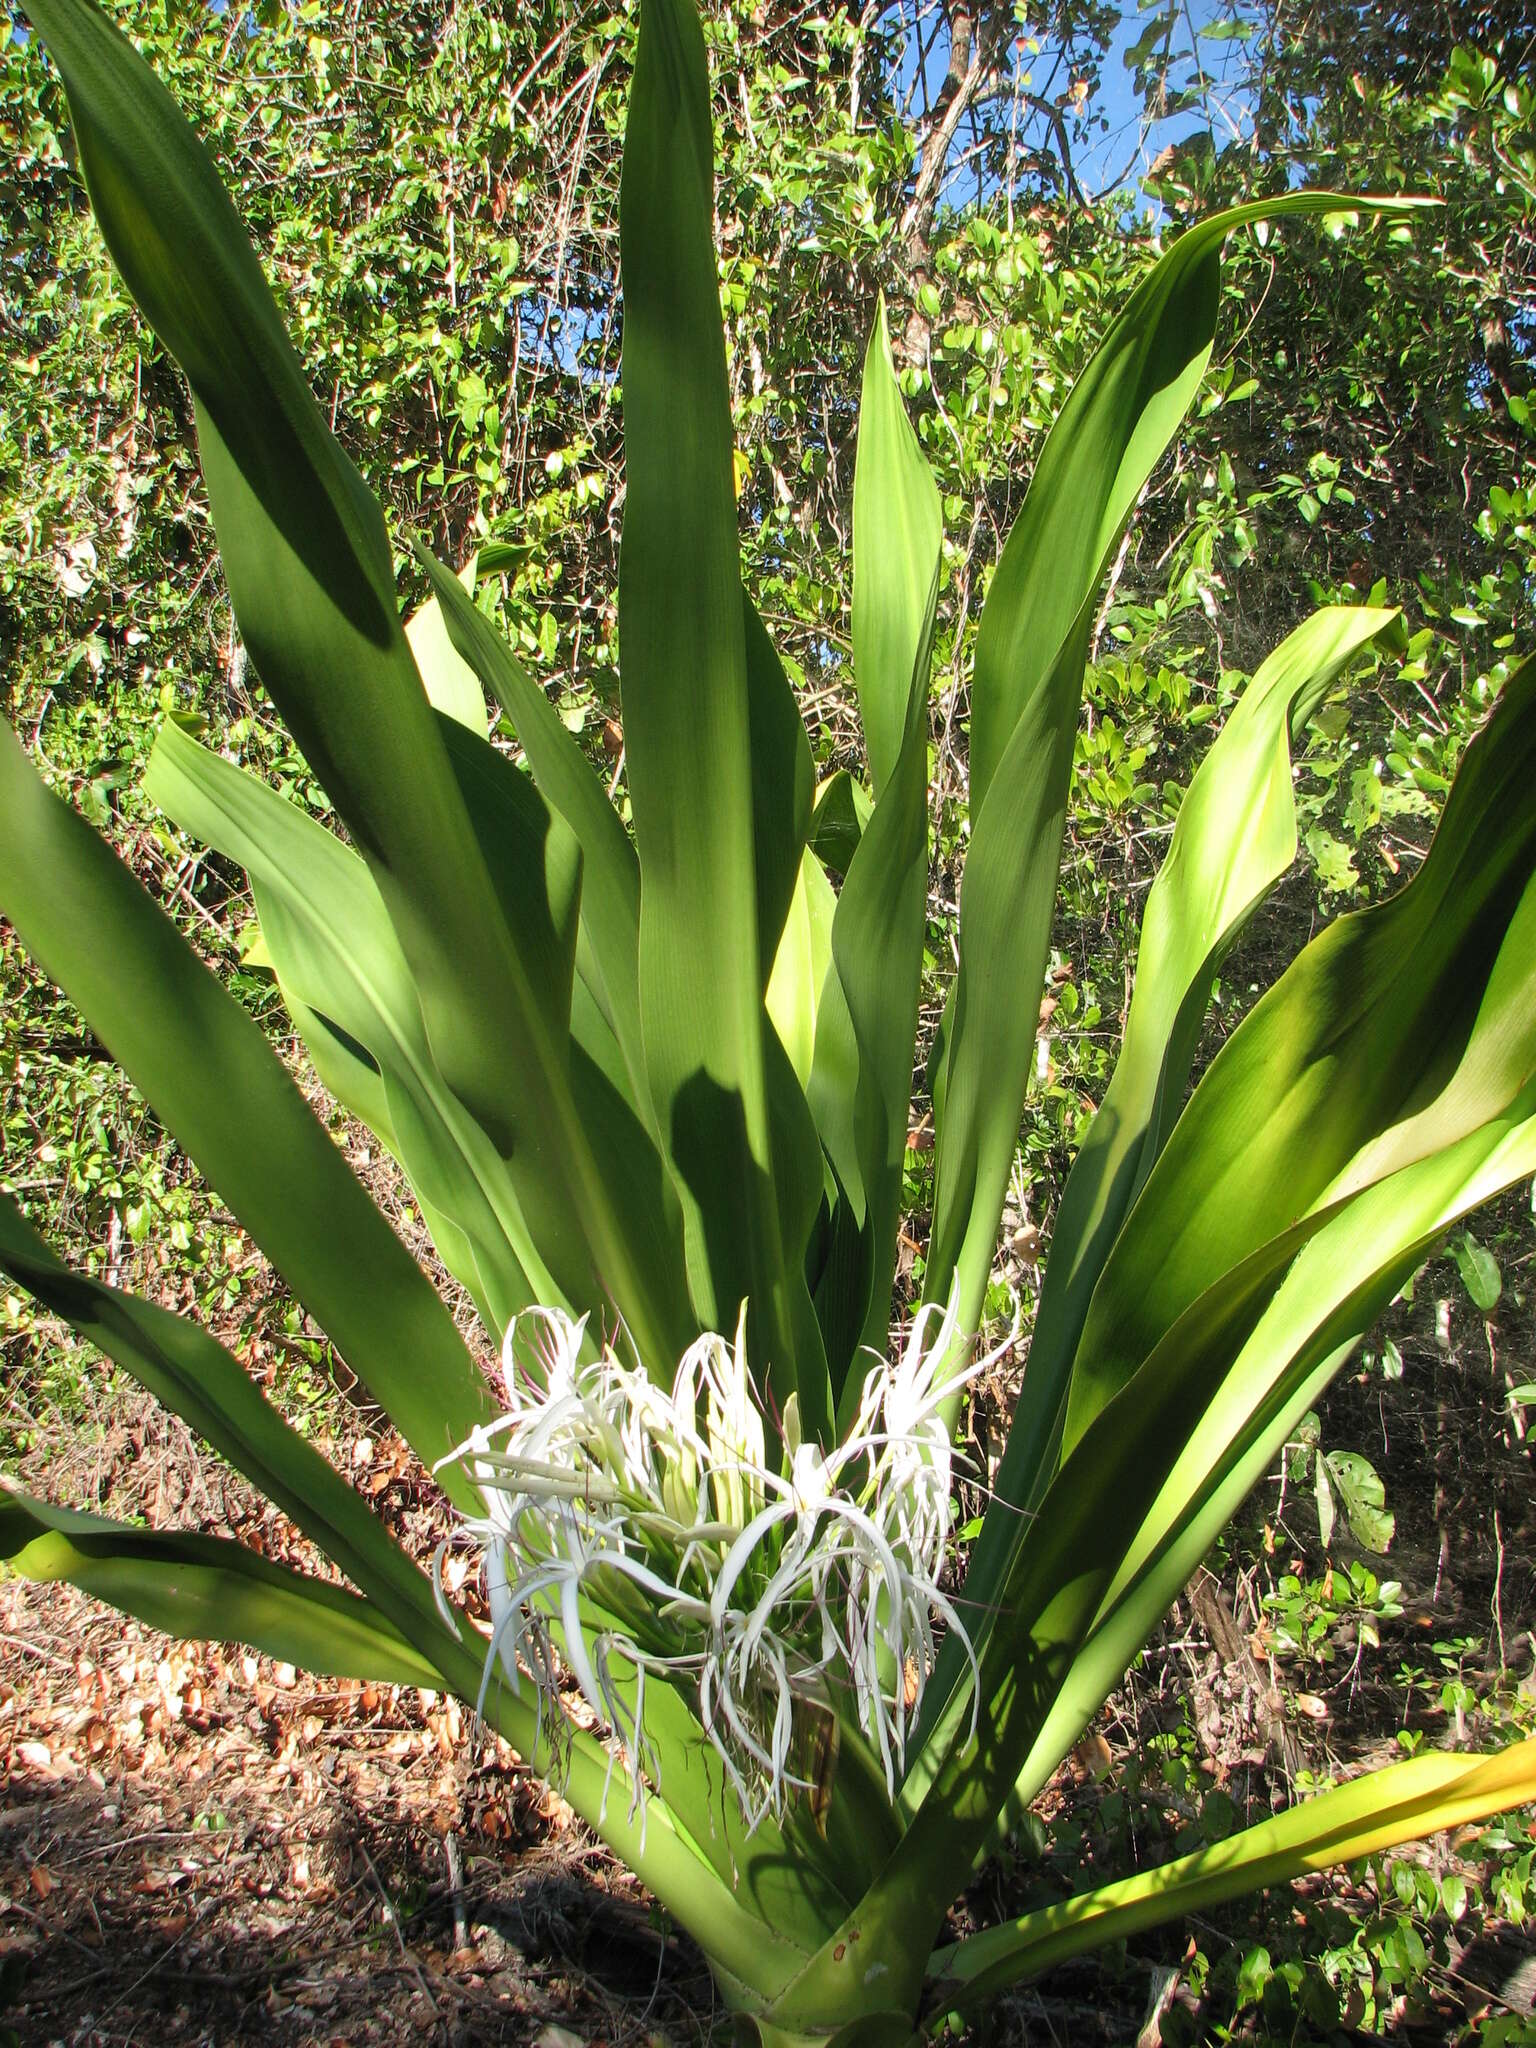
0 1392 715 2048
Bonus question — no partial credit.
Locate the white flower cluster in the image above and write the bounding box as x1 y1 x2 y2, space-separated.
437 1294 1006 1829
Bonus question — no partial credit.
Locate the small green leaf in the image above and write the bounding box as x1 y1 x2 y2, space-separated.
1324 1450 1395 1553
1235 1944 1273 2009
1450 1230 1502 1311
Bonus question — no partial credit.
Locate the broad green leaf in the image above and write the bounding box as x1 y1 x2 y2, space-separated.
569 969 640 1105
21 0 571 1168
438 712 695 1334
985 666 1536 1777
0 717 497 1507
967 201 1424 818
930 1736 1536 2010
619 0 812 1419
0 1489 444 1690
212 382 644 1330
986 1087 1536 1860
891 1106 1536 1938
1324 1450 1395 1552
25 0 706 1385
958 606 1398 1625
1099 1096 1536 1641
433 712 582 1050
410 576 704 1383
872 666 1536 1940
746 606 832 1424
811 566 941 1390
802 301 941 1381
408 539 541 735
0 1195 459 1666
147 717 694 1364
260 976 500 1331
417 546 649 1111
851 299 942 798
926 198 1432 1341
281 985 518 1338
925 1069 1536 1887
154 708 679 1376
1064 651 1536 1454
144 717 556 1332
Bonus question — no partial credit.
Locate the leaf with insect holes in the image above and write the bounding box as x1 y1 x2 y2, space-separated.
1322 1450 1395 1553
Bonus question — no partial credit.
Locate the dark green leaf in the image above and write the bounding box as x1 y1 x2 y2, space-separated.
0 1195 461 1668
618 0 817 1419
0 718 497 1506
0 1489 443 1689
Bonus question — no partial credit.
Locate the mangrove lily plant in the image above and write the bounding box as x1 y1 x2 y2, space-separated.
2 0 1535 2039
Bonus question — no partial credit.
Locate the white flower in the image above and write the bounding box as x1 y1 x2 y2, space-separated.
436 1290 1012 1828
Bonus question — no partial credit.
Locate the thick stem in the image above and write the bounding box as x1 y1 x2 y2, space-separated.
428 1622 812 1998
